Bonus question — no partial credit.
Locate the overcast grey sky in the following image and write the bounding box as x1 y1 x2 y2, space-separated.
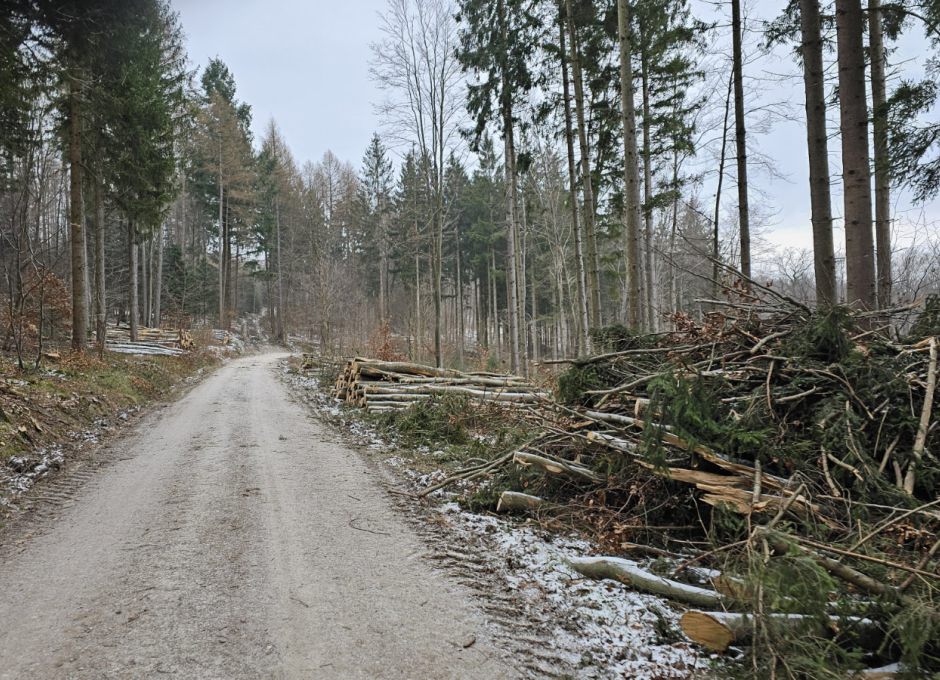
172 0 939 257
174 0 388 165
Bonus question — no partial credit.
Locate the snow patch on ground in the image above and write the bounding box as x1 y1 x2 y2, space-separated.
1 406 138 505
437 503 706 678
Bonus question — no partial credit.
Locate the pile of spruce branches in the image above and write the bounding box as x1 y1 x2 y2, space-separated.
469 290 939 677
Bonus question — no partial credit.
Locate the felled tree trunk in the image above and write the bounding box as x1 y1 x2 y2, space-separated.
567 556 724 608
513 451 602 483
680 610 878 653
496 491 545 513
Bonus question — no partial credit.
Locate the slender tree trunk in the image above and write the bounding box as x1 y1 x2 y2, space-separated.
713 71 734 296
432 214 443 368
455 219 464 366
618 0 644 330
490 247 500 364
731 0 751 278
128 220 139 342
218 147 225 327
800 0 837 306
835 0 876 308
379 210 388 325
669 146 680 323
142 240 150 327
68 73 88 351
222 202 232 329
498 0 522 375
275 196 286 341
415 253 421 363
234 238 240 323
558 7 591 354
154 223 163 326
869 0 891 307
640 48 656 329
529 243 538 362
94 178 106 349
565 0 601 327
518 173 529 372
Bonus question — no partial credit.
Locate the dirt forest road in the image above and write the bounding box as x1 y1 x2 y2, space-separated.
0 352 515 679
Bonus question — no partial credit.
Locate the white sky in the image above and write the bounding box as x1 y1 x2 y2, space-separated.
172 0 940 258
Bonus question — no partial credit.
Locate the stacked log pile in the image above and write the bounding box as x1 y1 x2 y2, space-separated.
106 325 193 356
332 358 547 412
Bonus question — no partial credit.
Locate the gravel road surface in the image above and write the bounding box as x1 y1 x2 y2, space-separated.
0 352 514 679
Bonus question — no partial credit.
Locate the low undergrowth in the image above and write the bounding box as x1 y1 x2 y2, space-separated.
365 394 534 484
0 348 220 509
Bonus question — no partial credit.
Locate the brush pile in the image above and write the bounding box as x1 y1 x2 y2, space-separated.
427 291 940 674
331 358 547 413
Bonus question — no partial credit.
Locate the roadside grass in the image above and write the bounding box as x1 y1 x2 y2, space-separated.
0 349 220 468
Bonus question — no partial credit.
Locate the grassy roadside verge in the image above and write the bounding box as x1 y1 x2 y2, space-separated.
1 349 222 512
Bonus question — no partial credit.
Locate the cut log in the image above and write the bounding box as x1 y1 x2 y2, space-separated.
496 491 545 513
567 556 724 608
680 610 879 653
513 451 603 483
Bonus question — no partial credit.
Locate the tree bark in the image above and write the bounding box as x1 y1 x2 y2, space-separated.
128 220 139 342
455 218 465 366
275 195 286 342
218 139 226 327
93 177 106 349
869 0 891 307
731 0 751 278
640 39 655 330
565 0 602 328
154 223 163 327
713 72 734 295
800 0 837 306
618 0 644 330
499 0 522 375
558 6 592 354
68 73 88 351
835 0 876 309
142 240 150 327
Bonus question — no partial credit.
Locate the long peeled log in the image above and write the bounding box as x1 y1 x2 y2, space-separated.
513 451 603 483
496 491 545 513
567 556 724 608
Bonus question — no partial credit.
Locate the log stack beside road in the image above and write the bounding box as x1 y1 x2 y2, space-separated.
331 358 547 412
